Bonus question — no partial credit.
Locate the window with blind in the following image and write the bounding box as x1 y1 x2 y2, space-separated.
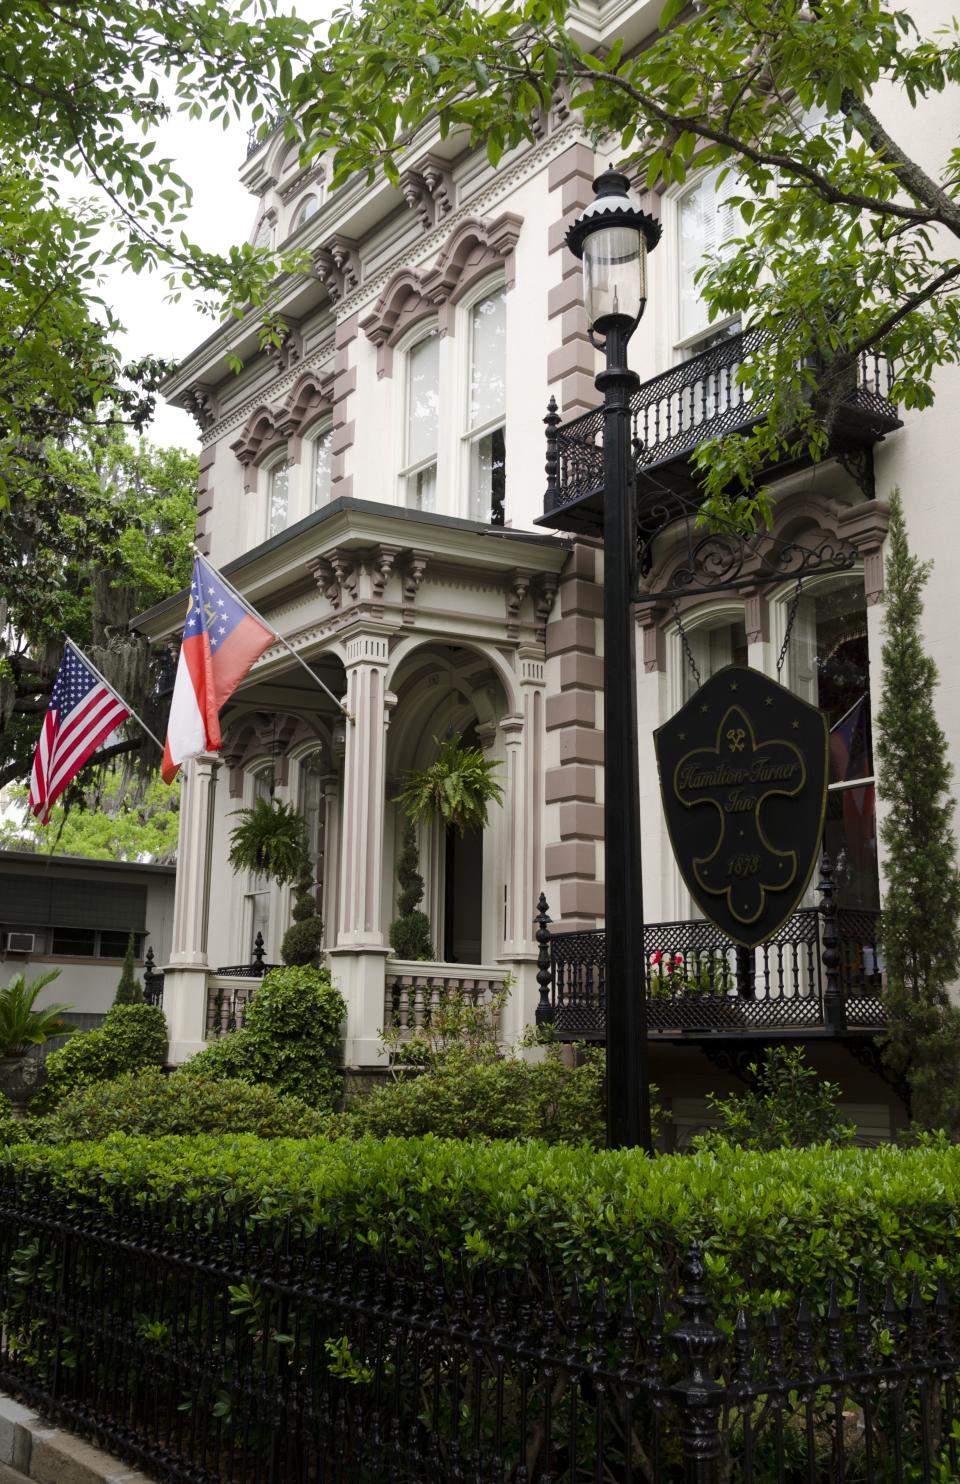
677 168 742 349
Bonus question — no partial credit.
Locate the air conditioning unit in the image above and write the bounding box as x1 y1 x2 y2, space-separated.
6 933 35 954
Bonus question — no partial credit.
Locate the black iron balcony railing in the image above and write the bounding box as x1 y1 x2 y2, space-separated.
542 325 900 525
538 905 883 1040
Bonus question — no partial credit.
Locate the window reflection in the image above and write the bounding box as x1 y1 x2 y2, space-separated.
790 579 878 910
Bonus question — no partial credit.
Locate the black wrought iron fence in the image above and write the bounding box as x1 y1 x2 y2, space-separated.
0 1174 955 1483
540 905 883 1039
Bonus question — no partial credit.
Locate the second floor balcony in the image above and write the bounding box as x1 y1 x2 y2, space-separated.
538 324 902 539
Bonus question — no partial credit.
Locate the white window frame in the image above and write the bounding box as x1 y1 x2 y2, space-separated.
667 166 743 358
263 448 293 539
459 274 507 524
303 418 334 513
774 568 879 913
290 193 320 234
242 765 275 960
397 322 442 513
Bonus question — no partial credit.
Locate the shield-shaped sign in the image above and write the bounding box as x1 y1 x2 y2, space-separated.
654 665 828 948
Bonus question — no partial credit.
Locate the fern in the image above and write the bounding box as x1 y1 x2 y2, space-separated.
395 734 504 837
228 798 309 887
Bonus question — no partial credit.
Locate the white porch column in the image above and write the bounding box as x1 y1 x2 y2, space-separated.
328 632 391 1068
163 752 219 1063
500 649 547 1041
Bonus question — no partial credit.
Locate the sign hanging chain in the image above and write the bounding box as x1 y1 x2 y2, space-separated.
776 577 804 682
673 600 702 689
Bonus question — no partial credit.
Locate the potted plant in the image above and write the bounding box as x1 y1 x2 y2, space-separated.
395 733 504 835
228 797 310 885
0 970 75 1117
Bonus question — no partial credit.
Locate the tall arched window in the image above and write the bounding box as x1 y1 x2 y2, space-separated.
297 752 326 908
244 768 273 957
401 329 439 511
464 285 507 524
308 424 333 510
266 454 291 536
788 576 878 910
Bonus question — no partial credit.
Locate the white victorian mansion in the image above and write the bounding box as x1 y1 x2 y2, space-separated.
142 0 960 1142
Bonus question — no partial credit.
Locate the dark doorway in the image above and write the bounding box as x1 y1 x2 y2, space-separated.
443 825 483 963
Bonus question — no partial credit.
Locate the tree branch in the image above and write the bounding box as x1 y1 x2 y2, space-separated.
0 735 144 792
563 63 953 230
840 89 960 238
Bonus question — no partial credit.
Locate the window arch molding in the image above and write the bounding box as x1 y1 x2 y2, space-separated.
360 213 522 379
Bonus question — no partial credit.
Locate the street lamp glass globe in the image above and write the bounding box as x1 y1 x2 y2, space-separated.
583 222 647 328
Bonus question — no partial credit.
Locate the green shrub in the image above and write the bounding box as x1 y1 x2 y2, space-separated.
37 1067 343 1142
352 1044 611 1146
182 965 344 1111
5 1135 960 1320
695 1046 856 1151
35 1004 167 1112
280 916 324 967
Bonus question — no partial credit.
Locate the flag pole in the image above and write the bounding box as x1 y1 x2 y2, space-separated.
191 546 352 718
65 640 164 751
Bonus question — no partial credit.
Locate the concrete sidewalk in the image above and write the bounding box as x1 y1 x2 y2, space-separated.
0 1395 154 1484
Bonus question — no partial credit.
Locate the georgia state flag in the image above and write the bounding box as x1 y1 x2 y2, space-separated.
161 555 273 784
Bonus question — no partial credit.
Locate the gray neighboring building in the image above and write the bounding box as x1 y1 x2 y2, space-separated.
0 851 175 1013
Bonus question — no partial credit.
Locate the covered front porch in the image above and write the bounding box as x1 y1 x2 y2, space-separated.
136 496 568 1066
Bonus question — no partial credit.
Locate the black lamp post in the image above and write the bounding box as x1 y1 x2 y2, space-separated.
565 169 661 1151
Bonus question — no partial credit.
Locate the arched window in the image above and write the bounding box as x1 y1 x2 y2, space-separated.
253 216 273 251
308 424 333 510
291 194 319 231
266 454 291 536
677 610 748 703
676 168 741 352
401 329 440 512
787 576 878 910
297 752 326 906
244 768 273 957
464 284 507 524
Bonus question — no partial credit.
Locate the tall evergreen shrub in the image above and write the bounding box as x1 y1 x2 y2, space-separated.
113 933 143 1005
876 491 960 1132
389 820 434 960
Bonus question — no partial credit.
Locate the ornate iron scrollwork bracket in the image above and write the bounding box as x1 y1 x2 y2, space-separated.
633 485 860 606
832 442 876 501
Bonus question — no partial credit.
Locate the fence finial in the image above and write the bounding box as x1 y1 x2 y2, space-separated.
671 1242 725 1484
534 893 554 1026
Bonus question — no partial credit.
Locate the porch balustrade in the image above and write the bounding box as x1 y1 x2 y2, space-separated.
537 904 884 1039
384 961 510 1042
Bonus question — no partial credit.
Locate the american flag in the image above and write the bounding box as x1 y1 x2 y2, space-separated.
28 642 130 823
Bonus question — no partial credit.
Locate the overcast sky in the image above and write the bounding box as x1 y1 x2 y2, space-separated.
104 0 335 452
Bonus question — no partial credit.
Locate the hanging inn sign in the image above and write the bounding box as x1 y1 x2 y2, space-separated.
654 665 828 948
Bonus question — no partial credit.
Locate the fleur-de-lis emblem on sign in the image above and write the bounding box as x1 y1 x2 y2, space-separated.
726 727 746 753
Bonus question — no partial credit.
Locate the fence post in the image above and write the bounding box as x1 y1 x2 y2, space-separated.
671 1243 725 1484
252 931 267 976
817 851 847 1031
534 893 554 1026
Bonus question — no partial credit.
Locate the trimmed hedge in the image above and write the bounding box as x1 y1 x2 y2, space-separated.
181 966 344 1110
5 1134 960 1317
350 1046 608 1146
36 1067 342 1143
33 1004 168 1112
